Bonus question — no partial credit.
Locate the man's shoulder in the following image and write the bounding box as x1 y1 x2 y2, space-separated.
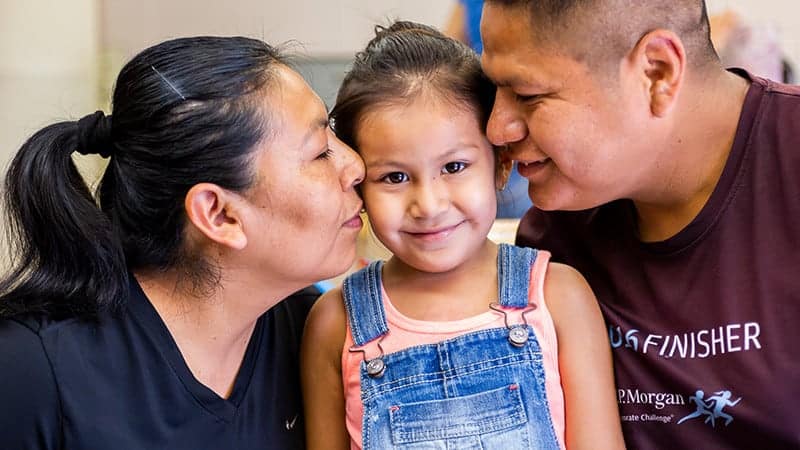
747 74 800 121
762 77 800 98
742 75 800 168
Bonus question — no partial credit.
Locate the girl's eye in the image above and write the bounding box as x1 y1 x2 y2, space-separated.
316 148 333 160
381 172 408 184
443 161 467 174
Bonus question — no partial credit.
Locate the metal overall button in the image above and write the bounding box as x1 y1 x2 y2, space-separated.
508 326 529 347
349 333 388 378
489 302 537 348
365 358 386 378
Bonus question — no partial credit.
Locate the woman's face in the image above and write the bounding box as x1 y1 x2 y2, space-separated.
240 66 364 287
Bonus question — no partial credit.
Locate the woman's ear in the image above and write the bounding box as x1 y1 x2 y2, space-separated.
184 183 248 250
625 29 686 117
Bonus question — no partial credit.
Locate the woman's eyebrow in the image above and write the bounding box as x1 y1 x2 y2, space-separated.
302 117 330 147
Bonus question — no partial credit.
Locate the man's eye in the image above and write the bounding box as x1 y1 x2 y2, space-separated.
515 93 541 103
443 162 467 174
316 148 333 160
381 172 408 184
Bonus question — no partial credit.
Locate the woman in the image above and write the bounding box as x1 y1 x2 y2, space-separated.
0 36 364 449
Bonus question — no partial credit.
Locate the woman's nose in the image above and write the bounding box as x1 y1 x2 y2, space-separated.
333 134 365 189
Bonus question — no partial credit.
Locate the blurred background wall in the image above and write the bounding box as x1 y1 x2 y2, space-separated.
1 0 101 171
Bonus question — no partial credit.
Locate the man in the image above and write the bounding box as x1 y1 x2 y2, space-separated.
480 1 799 449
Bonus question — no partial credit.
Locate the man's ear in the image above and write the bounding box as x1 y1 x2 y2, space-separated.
626 29 686 117
184 183 248 250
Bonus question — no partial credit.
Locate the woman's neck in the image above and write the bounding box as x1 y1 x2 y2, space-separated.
134 269 283 398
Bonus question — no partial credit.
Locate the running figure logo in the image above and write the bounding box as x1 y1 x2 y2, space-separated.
678 390 742 427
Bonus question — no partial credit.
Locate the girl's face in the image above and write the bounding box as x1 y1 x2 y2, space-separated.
357 95 497 274
241 66 365 287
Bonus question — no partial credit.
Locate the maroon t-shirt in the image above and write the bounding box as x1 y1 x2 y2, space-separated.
517 72 800 450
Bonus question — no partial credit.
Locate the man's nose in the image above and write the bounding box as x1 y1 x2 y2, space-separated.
487 91 528 146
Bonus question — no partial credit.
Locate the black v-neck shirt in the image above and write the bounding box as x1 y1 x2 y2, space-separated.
0 279 317 449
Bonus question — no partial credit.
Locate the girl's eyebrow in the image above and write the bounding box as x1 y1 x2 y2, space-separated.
366 145 482 168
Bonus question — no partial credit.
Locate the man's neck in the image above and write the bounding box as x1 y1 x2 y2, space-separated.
633 69 751 242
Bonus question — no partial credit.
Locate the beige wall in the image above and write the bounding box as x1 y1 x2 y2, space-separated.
96 1 800 68
101 0 453 61
0 0 101 164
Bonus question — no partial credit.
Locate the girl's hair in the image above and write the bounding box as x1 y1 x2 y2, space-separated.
0 36 286 318
330 21 496 151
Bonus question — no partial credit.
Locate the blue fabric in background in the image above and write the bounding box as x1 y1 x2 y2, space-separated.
461 0 485 54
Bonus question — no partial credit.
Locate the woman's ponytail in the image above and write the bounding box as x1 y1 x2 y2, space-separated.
0 116 127 318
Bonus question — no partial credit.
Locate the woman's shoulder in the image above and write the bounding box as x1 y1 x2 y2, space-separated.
0 318 62 448
0 315 48 349
0 314 87 381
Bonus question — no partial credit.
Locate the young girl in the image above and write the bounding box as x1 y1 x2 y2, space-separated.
301 22 624 450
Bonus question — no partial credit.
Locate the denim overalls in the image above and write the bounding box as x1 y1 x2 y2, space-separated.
342 244 561 450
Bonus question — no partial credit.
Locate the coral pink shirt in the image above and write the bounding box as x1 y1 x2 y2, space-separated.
341 251 565 450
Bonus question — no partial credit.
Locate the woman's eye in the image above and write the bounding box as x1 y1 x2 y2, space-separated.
381 172 408 184
443 162 467 174
316 148 333 160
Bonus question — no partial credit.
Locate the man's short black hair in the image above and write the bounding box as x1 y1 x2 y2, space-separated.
485 0 719 71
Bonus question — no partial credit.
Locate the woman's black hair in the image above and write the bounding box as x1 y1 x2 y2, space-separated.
0 36 286 318
330 21 496 151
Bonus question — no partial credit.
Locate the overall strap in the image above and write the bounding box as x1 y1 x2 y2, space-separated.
342 260 390 347
497 243 538 308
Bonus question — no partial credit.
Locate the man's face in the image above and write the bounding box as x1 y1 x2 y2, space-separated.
480 3 655 211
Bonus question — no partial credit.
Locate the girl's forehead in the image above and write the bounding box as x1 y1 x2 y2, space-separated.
358 102 491 161
362 92 480 128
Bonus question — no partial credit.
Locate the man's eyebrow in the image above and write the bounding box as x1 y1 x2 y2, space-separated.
483 65 522 88
490 76 514 88
501 76 551 94
494 72 541 89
